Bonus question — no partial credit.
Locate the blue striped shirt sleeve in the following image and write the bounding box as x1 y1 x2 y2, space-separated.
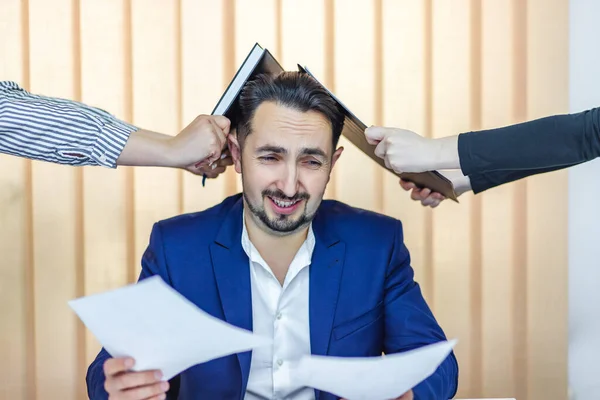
0 81 138 168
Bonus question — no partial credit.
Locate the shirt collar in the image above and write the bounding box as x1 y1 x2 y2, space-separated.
241 209 316 268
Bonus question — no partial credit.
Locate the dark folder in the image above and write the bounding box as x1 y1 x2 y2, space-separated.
212 43 458 201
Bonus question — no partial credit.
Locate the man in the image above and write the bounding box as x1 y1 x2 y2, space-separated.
0 81 231 177
86 72 458 400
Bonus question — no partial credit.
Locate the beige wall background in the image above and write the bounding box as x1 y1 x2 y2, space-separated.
0 0 569 399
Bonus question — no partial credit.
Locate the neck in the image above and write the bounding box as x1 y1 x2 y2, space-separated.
243 207 308 262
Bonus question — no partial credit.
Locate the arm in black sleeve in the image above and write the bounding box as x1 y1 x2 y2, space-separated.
458 107 600 176
468 162 582 194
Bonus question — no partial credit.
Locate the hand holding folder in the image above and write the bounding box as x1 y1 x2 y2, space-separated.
210 43 458 201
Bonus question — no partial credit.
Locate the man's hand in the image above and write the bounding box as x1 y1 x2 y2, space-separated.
365 126 460 173
103 357 169 400
400 170 472 208
341 389 413 400
394 390 414 400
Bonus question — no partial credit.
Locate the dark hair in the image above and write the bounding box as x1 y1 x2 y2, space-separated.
235 71 345 150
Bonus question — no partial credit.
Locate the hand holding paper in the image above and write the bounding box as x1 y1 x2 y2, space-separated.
102 356 170 399
71 276 456 398
68 276 271 381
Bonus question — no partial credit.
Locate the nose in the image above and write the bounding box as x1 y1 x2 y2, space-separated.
276 163 299 198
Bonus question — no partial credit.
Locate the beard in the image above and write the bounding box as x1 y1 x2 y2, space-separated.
244 188 314 234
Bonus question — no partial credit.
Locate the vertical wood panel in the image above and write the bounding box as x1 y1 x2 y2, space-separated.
373 0 384 213
175 0 184 216
131 0 180 273
333 0 378 211
0 3 29 399
511 0 529 398
468 1 483 395
221 0 238 198
79 0 129 366
181 0 228 213
234 0 278 63
28 0 78 398
0 1 24 82
72 2 86 397
324 0 337 199
0 152 29 400
480 1 516 396
280 0 325 90
526 0 569 399
123 0 136 286
380 0 432 300
430 0 474 396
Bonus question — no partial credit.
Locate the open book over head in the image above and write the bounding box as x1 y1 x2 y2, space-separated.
212 43 458 201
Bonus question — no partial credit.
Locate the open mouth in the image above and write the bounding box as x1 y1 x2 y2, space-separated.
267 196 303 215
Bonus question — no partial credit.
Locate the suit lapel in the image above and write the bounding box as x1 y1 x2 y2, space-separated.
309 211 346 358
209 198 347 399
209 198 253 395
309 212 346 400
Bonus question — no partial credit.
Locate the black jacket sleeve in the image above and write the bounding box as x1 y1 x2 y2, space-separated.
457 107 600 193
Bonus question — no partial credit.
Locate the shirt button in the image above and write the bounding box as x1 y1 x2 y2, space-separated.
276 312 282 320
277 359 283 366
99 154 107 162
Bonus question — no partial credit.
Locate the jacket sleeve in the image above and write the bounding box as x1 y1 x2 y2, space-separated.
467 163 579 194
383 221 459 400
457 107 600 192
85 222 180 399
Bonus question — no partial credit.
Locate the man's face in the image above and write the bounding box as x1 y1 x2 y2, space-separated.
231 101 343 235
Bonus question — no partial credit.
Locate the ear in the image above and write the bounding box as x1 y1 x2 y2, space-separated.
228 133 242 174
330 146 344 170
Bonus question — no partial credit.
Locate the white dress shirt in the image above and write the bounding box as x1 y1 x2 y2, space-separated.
242 214 316 400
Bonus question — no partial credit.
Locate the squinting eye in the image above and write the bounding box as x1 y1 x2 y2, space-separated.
259 156 278 162
305 160 322 167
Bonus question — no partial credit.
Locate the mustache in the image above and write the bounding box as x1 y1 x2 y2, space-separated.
262 189 309 202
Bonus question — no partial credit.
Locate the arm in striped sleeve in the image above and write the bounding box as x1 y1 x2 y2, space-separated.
0 81 137 168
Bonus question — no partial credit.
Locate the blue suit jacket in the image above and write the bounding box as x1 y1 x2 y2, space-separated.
87 194 458 399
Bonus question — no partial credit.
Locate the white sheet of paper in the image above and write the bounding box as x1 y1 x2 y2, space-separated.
294 339 457 400
68 275 271 380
